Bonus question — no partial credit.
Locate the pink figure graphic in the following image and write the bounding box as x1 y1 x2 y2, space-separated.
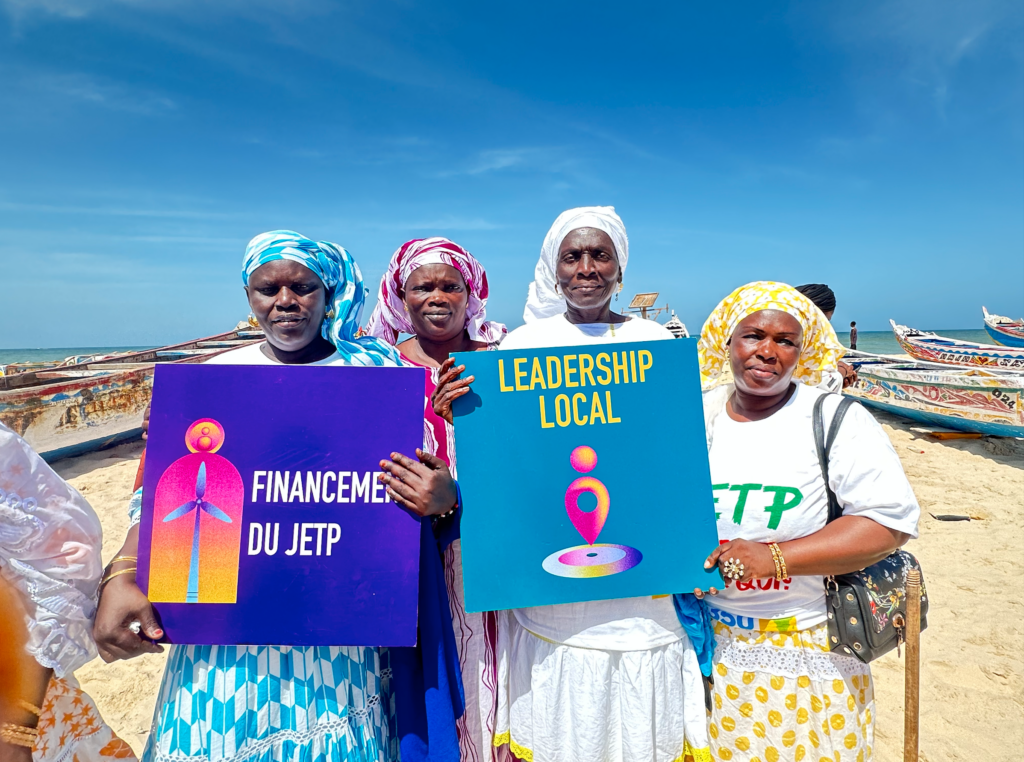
543 445 642 578
564 476 610 545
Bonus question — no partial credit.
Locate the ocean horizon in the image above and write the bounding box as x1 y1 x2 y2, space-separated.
0 328 1001 367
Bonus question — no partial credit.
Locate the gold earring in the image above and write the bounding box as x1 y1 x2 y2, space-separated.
326 309 335 319
403 303 409 312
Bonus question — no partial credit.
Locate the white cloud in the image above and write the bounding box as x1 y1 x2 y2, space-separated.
35 71 176 114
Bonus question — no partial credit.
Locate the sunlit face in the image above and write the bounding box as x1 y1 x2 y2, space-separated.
246 260 328 353
728 309 803 396
399 263 469 343
555 227 621 312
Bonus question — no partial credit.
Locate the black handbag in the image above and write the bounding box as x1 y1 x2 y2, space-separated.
813 394 928 663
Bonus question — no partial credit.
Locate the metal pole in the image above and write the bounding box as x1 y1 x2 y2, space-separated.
903 569 922 762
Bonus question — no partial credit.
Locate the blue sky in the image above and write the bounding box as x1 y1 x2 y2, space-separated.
1 0 1021 348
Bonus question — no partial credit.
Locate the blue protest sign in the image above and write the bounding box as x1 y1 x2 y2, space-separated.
137 363 425 646
452 338 718 612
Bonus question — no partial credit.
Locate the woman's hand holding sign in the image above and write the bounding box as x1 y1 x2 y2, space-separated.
93 525 165 662
378 449 458 517
431 357 474 425
699 538 778 594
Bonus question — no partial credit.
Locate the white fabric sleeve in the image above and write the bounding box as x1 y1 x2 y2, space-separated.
817 370 844 394
825 399 921 538
0 423 103 676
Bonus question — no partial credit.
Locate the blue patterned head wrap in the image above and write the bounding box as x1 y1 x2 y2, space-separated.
242 230 401 367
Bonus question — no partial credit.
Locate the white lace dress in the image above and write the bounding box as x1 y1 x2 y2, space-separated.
0 421 138 761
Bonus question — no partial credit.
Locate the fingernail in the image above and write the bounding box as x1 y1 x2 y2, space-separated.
153 629 163 638
704 561 712 568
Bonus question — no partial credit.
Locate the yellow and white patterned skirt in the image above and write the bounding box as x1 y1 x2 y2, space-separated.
709 621 873 762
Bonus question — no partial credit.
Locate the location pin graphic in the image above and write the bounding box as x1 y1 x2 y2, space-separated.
565 446 610 545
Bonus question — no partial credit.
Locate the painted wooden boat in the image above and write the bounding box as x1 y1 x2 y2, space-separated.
982 307 1024 348
843 356 1024 438
0 349 143 377
0 328 263 461
890 320 1024 370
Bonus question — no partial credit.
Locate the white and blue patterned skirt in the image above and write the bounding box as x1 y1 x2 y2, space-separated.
143 644 397 762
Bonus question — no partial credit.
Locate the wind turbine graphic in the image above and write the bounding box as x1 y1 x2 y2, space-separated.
162 461 232 603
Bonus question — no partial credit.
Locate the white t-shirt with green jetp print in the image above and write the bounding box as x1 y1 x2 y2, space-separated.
707 382 919 631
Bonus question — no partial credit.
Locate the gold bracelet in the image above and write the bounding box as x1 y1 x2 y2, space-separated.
0 722 38 748
109 555 138 565
768 543 780 580
100 567 137 587
769 542 788 580
16 699 41 717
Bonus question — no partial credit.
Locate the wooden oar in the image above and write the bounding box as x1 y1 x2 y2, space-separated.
904 569 922 762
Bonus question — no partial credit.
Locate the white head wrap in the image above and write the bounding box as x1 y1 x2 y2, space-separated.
523 206 629 323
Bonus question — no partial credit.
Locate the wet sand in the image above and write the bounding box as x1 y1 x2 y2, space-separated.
60 413 1024 760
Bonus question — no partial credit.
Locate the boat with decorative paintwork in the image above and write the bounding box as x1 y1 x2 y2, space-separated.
842 352 1024 438
0 326 263 461
890 320 1024 370
982 307 1024 348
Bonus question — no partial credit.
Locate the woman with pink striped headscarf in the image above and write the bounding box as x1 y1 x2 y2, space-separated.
365 237 505 762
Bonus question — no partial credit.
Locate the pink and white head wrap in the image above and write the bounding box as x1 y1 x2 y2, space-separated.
364 237 507 346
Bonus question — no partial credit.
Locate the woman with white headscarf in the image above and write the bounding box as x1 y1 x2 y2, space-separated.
433 208 709 762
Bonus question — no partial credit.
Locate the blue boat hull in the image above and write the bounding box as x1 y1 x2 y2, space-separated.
41 427 144 462
984 323 1024 348
855 398 1024 438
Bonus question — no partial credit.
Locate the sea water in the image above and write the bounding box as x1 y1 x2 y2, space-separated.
832 329 993 356
0 330 999 367
0 346 150 366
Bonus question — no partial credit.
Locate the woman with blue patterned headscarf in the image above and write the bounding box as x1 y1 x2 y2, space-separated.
92 231 464 762
234 230 401 366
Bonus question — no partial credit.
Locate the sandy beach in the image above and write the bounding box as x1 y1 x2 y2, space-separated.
58 412 1024 761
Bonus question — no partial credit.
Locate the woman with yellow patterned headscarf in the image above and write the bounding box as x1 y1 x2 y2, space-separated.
698 281 845 391
693 282 920 762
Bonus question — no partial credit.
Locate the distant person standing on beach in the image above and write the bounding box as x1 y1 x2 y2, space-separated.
850 321 858 350
795 284 856 390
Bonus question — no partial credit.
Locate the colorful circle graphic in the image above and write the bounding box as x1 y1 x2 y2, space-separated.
569 445 598 473
185 418 225 454
541 543 643 578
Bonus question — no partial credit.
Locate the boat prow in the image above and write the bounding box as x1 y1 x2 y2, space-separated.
890 319 1024 370
982 306 1024 348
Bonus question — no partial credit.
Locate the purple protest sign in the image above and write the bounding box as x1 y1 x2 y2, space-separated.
137 363 425 646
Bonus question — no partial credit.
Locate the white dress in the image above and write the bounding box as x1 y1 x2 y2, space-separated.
493 315 711 762
0 422 140 761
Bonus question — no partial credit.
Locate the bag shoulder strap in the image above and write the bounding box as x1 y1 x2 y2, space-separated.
812 393 856 524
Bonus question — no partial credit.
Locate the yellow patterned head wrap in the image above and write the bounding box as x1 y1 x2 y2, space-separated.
698 281 845 390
